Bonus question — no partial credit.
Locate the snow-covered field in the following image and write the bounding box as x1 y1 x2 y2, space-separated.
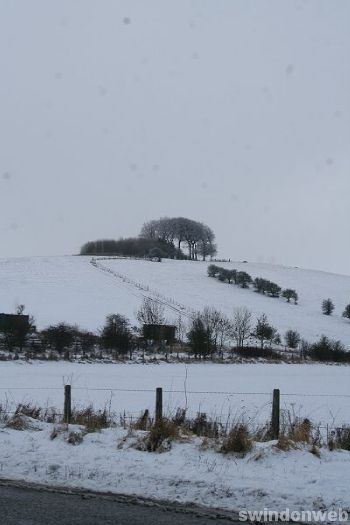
0 362 349 428
1 255 350 345
1 256 350 514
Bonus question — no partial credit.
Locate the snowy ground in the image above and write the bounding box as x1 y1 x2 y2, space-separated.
0 362 349 428
1 256 350 515
1 419 350 517
0 362 349 516
1 255 350 345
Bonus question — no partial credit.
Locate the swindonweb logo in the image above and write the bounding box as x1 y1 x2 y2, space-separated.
239 508 349 522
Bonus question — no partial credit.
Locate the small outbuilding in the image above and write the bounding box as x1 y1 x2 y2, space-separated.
0 313 30 332
143 324 176 345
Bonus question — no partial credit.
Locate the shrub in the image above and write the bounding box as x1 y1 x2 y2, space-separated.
275 436 298 451
41 323 77 354
100 314 132 356
133 409 151 431
70 406 110 432
187 316 211 359
282 289 298 304
284 330 301 350
189 412 220 438
342 304 350 321
146 419 179 452
266 282 281 298
236 271 252 288
253 314 280 349
308 336 350 363
253 278 269 294
288 418 312 443
322 298 335 316
6 415 30 431
15 403 41 420
148 247 165 261
221 423 252 455
207 264 220 277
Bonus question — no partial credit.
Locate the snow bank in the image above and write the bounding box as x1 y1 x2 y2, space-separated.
0 421 349 516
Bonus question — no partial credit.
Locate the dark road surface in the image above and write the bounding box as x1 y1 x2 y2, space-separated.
0 483 240 525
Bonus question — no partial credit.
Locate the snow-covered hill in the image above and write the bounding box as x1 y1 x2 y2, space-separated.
0 256 349 345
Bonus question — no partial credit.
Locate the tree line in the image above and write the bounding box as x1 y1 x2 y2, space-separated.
80 237 179 260
208 265 299 303
1 300 349 364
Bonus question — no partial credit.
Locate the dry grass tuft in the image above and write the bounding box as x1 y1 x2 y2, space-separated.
6 415 29 431
15 403 41 420
146 418 179 452
132 410 151 431
275 435 298 451
70 406 109 432
221 423 252 455
188 412 220 439
254 423 273 442
288 418 312 443
5 414 43 431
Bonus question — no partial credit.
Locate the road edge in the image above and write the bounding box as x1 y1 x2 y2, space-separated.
0 477 240 522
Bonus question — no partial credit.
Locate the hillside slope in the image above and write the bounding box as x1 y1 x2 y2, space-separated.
0 256 349 345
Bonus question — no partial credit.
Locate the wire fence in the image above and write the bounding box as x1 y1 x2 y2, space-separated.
0 384 349 433
0 385 349 398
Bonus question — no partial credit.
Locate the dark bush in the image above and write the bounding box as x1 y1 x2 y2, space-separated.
41 323 77 354
308 336 350 363
207 264 220 277
236 271 252 288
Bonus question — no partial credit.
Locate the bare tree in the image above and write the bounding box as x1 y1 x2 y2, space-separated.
284 329 301 350
230 307 252 349
15 304 25 315
140 219 158 239
136 298 166 325
201 306 230 357
197 224 217 260
176 314 187 345
139 217 216 260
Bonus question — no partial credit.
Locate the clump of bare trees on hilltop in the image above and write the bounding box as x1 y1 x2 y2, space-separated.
80 217 217 261
140 217 217 260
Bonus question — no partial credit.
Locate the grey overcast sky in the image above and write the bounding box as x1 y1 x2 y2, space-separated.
0 1 349 274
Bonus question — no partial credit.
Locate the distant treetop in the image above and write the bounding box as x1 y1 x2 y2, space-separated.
140 217 216 260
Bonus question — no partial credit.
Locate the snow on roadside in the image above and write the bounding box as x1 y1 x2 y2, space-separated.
0 420 349 516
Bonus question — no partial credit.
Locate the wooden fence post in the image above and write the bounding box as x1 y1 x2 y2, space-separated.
64 384 72 424
155 387 163 424
271 388 280 439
